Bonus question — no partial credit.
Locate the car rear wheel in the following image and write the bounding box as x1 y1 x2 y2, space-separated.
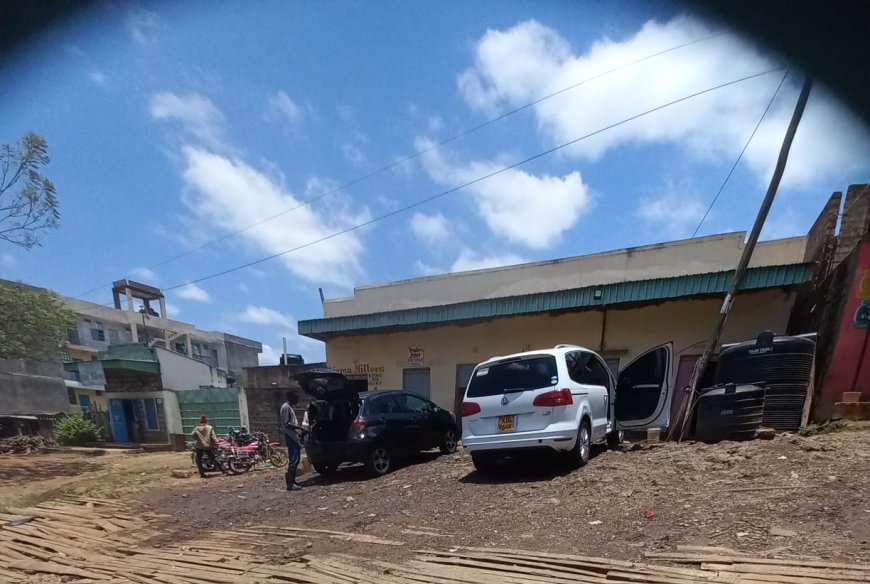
570 421 592 467
471 452 498 473
606 429 624 448
440 428 459 454
365 446 392 476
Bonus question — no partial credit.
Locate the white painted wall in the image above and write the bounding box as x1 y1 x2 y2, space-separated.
154 347 227 390
324 234 807 317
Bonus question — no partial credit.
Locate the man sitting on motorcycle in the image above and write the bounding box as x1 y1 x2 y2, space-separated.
191 415 225 478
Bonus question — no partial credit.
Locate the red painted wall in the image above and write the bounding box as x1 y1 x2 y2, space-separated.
821 241 870 410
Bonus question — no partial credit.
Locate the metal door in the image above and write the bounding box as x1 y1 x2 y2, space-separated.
402 368 430 399
108 399 129 442
175 387 241 436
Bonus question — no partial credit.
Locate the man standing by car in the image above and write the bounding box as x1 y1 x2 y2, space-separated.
191 415 224 478
280 390 305 491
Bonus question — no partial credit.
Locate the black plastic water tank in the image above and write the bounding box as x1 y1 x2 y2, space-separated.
695 383 765 443
715 331 814 432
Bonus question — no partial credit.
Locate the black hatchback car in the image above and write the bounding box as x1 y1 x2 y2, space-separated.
294 369 459 477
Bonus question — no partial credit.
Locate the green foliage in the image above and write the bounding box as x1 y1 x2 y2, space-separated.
798 420 847 437
54 414 100 446
0 282 76 359
0 132 60 248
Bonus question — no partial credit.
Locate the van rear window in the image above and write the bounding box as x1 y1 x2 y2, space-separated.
466 356 558 397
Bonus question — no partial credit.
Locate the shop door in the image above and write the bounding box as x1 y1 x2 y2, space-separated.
108 399 129 442
402 368 431 399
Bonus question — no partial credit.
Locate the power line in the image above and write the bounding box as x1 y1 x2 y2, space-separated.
160 67 783 293
72 30 726 302
691 68 791 238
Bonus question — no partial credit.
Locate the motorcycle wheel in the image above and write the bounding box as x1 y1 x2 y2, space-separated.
268 447 288 468
227 459 251 475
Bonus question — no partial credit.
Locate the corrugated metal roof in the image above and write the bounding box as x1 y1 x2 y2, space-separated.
298 263 813 339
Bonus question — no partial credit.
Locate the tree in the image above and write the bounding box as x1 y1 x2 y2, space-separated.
0 133 60 248
0 281 76 360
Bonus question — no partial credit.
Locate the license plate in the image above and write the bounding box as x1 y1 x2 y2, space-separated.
497 415 516 432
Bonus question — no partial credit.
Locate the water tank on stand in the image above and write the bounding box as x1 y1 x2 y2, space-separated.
716 331 815 432
696 383 766 442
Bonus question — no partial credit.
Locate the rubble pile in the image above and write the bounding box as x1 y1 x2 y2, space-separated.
0 434 55 454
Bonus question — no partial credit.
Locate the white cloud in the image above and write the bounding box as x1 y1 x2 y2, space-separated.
340 142 366 167
268 91 304 125
129 267 158 283
259 344 283 366
417 137 591 249
164 303 180 318
88 71 108 86
0 253 16 267
259 335 325 365
451 247 527 272
150 92 225 148
175 283 210 302
414 259 441 276
181 146 368 287
410 212 450 245
458 17 870 188
127 9 164 45
235 305 294 328
637 178 708 238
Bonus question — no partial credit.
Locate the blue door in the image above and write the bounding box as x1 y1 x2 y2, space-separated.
78 394 91 413
109 399 129 442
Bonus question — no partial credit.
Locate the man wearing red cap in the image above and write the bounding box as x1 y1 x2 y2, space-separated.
191 415 223 478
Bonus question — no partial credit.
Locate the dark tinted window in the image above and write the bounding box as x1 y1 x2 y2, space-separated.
395 394 431 414
566 351 611 388
365 395 400 416
466 356 558 397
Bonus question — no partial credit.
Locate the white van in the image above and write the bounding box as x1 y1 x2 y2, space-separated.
460 343 672 472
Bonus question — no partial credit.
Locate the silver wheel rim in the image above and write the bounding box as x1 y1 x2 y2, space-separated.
372 448 390 474
580 427 590 461
444 431 457 451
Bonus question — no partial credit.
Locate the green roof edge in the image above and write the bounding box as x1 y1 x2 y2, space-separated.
298 263 813 339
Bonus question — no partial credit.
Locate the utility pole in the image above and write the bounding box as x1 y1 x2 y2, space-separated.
674 75 813 440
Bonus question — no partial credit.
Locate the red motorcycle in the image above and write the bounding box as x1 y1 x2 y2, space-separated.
226 428 288 469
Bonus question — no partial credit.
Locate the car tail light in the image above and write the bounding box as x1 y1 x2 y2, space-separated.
348 420 368 440
533 388 573 407
461 402 481 417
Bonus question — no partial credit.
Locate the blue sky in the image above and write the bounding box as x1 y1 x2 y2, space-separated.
1 1 869 364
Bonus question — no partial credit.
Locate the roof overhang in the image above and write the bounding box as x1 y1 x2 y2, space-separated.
298 263 813 340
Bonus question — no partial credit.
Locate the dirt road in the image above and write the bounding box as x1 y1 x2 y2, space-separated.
139 426 870 565
2 426 869 571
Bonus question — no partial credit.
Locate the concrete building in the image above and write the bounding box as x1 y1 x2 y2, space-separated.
300 232 810 422
0 278 263 446
299 184 870 427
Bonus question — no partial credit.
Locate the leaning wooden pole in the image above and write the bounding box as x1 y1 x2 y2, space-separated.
674 75 813 441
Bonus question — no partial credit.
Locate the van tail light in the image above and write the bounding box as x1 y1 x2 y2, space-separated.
533 388 573 407
461 402 481 417
348 420 368 440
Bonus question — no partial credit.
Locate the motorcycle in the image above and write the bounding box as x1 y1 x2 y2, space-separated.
226 427 288 468
189 439 253 475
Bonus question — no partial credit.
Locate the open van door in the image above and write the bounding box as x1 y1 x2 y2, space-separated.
614 343 673 430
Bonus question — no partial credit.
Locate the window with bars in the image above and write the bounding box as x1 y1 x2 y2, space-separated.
59 351 72 363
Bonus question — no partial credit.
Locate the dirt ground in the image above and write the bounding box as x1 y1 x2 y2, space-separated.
3 426 870 568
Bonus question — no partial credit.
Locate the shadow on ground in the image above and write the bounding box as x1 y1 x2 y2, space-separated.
459 444 608 485
301 451 442 486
